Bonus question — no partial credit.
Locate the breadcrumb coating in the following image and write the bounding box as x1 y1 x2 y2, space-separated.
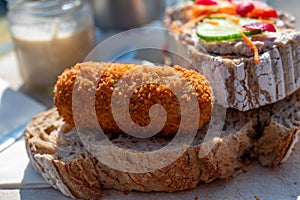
54 62 213 137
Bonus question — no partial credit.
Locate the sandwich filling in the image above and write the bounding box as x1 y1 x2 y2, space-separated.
170 0 295 64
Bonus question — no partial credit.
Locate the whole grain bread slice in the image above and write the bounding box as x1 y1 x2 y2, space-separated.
25 88 300 200
164 5 300 111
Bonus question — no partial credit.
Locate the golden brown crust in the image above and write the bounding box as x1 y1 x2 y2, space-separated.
54 62 213 137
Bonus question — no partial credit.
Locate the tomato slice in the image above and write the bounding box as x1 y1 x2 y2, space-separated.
236 2 255 17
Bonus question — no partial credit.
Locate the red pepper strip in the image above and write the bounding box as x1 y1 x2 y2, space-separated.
195 0 218 5
247 7 278 18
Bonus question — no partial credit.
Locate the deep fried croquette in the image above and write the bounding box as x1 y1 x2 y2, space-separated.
54 62 213 137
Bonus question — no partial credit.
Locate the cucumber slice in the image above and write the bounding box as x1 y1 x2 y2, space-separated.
196 18 261 41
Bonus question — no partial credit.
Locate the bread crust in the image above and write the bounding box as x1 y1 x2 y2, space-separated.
25 88 300 200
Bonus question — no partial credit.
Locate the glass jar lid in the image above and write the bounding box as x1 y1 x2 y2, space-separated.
8 0 83 17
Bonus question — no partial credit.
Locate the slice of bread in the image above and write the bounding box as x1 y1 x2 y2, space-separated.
164 5 300 111
25 88 300 200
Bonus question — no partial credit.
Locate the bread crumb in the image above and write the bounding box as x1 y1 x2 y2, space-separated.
254 195 260 200
123 191 130 195
194 197 199 200
294 181 298 185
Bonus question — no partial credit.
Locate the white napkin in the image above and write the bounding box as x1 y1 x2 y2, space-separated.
0 77 49 188
0 77 45 152
0 137 50 188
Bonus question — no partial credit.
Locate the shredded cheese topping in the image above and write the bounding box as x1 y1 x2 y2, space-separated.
203 18 220 25
175 14 208 33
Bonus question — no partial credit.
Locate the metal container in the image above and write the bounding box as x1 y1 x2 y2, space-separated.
90 0 166 29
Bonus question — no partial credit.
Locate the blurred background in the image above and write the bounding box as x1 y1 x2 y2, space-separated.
0 0 6 14
0 0 10 57
267 0 300 29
